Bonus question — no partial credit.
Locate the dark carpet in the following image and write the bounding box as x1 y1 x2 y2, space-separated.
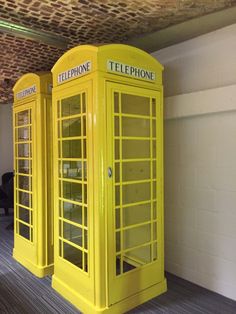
0 215 236 314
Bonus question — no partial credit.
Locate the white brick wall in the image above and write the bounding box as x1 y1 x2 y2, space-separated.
153 24 236 300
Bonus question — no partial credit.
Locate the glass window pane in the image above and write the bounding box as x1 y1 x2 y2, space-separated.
61 140 81 158
122 117 150 137
115 140 120 160
19 191 31 207
152 140 156 158
18 127 30 141
115 208 120 229
17 110 29 126
114 117 119 136
122 140 150 159
115 163 120 182
18 175 30 190
153 242 157 261
152 98 156 116
83 116 86 136
121 94 150 116
19 223 30 240
60 161 82 180
19 207 30 223
115 186 120 206
82 93 86 113
62 181 82 203
114 92 119 113
152 120 156 138
18 143 30 157
61 201 82 225
61 95 81 117
122 182 150 204
116 255 121 275
123 203 151 227
123 223 151 250
18 159 31 174
62 118 81 137
116 231 121 252
63 242 83 269
122 161 150 182
63 222 83 247
125 244 152 266
123 259 136 273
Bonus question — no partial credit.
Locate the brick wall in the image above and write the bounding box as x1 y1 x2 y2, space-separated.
1 0 236 104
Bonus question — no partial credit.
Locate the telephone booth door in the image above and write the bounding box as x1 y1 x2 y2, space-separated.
53 81 95 302
107 82 164 305
14 103 34 244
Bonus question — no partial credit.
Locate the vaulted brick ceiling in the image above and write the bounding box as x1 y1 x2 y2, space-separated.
0 0 236 104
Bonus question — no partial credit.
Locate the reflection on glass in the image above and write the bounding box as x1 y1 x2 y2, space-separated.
19 191 30 207
122 117 150 137
18 143 30 157
61 140 81 158
62 118 81 137
63 242 83 268
18 127 30 141
123 203 151 227
122 182 150 204
19 223 30 240
125 245 152 266
63 222 82 247
17 110 30 126
62 181 82 202
18 159 30 174
62 201 82 225
123 224 151 250
19 207 30 223
61 95 81 117
122 140 150 159
116 231 121 252
60 161 82 180
19 175 30 190
121 94 150 116
122 161 150 182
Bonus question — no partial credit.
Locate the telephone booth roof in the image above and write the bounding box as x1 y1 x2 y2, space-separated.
13 72 51 104
52 44 163 88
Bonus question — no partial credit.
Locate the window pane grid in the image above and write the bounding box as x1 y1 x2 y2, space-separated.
15 109 33 242
114 92 158 276
57 93 88 273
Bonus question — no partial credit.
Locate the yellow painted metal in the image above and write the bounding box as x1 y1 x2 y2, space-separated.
12 72 54 277
51 44 166 313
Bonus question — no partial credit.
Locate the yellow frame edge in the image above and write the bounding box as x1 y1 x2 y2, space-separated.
13 249 53 278
52 274 167 314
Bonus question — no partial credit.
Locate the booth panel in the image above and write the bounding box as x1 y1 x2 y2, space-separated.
53 81 94 302
107 82 162 304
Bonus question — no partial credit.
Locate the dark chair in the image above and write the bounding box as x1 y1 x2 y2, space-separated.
0 172 14 216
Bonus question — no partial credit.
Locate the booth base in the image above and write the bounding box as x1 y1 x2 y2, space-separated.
13 249 53 278
52 275 167 314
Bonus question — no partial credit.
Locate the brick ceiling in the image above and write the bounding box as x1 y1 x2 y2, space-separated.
0 0 236 104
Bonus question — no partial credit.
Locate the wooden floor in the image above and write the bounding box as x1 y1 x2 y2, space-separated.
0 215 236 314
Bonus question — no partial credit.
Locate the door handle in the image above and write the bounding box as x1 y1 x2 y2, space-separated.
108 167 112 178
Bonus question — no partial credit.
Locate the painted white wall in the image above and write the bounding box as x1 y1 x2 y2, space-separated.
0 104 13 181
152 23 236 300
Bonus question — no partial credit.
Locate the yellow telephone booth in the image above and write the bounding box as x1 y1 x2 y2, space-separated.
13 73 53 277
51 44 166 313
